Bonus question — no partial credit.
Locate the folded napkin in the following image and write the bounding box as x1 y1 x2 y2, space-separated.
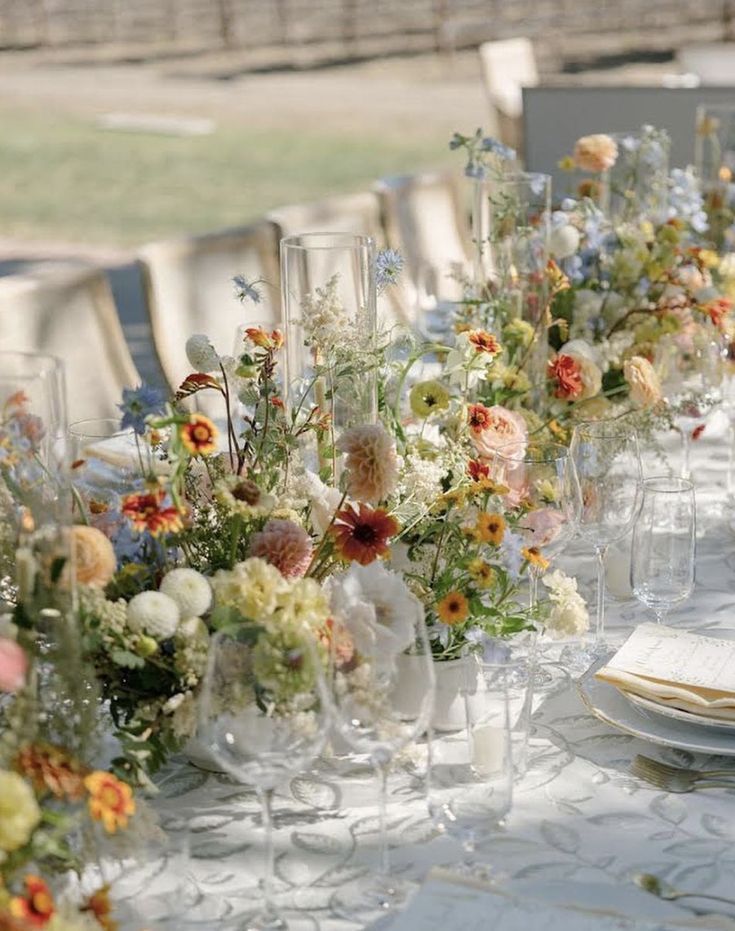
80 438 170 477
596 624 735 722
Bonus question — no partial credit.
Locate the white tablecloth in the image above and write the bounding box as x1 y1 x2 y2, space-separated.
129 417 735 930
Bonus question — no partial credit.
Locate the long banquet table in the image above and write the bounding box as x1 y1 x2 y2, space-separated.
122 417 735 930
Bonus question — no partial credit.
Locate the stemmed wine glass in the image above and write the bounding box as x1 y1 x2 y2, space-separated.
427 655 514 878
328 592 435 917
197 625 332 931
656 332 724 480
490 442 580 611
568 421 643 669
631 477 696 625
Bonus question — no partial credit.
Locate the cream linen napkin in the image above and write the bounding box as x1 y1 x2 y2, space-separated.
596 624 735 722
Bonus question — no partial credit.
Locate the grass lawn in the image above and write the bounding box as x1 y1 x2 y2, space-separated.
0 104 454 247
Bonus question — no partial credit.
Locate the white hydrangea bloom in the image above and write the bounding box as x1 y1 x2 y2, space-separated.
542 570 589 639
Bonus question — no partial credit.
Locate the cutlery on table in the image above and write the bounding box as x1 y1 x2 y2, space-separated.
630 754 735 793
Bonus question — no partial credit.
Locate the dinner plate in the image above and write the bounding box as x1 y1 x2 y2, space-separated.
578 659 735 756
622 689 735 733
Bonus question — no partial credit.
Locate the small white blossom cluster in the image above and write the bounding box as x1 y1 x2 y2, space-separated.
541 570 590 639
299 274 356 352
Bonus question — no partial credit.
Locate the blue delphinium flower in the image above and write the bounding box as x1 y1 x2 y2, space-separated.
119 385 166 436
668 168 708 234
480 136 517 162
375 249 404 292
233 275 263 304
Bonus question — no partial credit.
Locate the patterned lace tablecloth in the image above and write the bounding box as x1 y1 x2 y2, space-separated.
133 419 735 930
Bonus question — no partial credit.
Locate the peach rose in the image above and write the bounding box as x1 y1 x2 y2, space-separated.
72 525 117 588
520 508 567 547
624 356 662 409
573 134 618 173
548 350 602 401
470 405 528 460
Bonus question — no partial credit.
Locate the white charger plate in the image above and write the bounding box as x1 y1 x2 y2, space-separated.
622 689 735 733
578 660 735 757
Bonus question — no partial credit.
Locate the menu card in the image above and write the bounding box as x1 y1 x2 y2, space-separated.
596 624 735 721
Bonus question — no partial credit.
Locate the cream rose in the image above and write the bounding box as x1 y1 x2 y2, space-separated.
624 356 662 408
573 134 618 173
471 405 528 460
71 525 117 588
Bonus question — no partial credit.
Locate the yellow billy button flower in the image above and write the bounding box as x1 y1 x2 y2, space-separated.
437 591 469 625
522 546 550 572
409 380 450 418
468 558 496 590
179 413 219 457
474 512 506 545
84 771 135 834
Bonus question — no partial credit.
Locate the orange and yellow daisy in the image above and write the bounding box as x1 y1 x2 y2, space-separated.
9 876 54 927
121 489 184 537
437 591 469 625
82 886 117 931
329 503 399 566
180 413 218 457
468 558 496 590
522 546 550 572
468 330 502 355
474 512 506 545
84 771 135 834
467 403 492 435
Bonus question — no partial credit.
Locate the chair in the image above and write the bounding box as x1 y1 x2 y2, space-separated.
0 264 140 422
138 220 281 395
268 191 409 328
375 172 472 324
479 37 539 156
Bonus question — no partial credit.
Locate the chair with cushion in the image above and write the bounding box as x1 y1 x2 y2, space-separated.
375 172 472 325
268 191 409 327
138 220 281 395
0 264 140 422
479 37 538 157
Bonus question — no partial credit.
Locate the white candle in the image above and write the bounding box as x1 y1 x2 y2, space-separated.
470 723 506 774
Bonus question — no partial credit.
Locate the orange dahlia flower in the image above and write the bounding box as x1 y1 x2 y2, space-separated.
84 771 135 834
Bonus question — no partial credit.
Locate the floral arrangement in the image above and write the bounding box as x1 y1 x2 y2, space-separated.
0 397 140 931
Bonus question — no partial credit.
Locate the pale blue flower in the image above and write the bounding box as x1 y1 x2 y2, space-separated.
119 384 166 436
481 137 517 161
233 275 263 304
375 249 404 292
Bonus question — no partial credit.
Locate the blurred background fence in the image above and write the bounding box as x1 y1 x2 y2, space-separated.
3 0 735 69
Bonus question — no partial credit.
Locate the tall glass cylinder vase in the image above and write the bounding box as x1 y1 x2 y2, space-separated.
280 233 378 483
0 352 95 759
695 104 735 250
601 126 670 225
471 172 551 403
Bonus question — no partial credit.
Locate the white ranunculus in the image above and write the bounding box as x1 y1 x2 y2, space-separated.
550 224 580 260
185 334 220 373
303 469 343 535
327 562 421 671
160 568 212 618
127 591 181 640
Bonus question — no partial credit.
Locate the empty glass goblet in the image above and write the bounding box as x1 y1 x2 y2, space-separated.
567 421 643 670
197 624 332 931
631 476 696 625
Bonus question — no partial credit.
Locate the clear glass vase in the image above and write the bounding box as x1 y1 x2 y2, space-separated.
601 126 670 225
695 104 735 250
471 171 551 399
280 233 378 482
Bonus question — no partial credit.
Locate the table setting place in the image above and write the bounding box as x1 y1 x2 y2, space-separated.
9 122 735 931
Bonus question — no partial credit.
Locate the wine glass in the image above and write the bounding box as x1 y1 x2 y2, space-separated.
631 477 696 625
656 331 724 480
328 595 435 916
197 625 332 931
427 654 514 878
490 442 580 611
568 421 643 667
